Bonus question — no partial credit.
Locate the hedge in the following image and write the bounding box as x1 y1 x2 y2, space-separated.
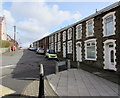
0 40 14 48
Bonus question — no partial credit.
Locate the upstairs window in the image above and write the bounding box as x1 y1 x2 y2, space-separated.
67 28 72 40
49 44 51 49
55 34 57 42
51 43 54 50
67 41 72 53
86 19 94 37
55 43 57 52
58 42 61 52
63 31 66 41
76 24 82 40
103 12 115 36
58 33 61 41
49 36 52 43
51 35 54 43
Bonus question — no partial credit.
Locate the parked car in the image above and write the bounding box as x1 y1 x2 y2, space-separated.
45 49 57 59
28 47 36 51
36 48 45 54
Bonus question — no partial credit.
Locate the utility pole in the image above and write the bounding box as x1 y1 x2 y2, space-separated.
13 25 16 46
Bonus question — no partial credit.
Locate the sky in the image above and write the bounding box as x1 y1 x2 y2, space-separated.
1 0 118 48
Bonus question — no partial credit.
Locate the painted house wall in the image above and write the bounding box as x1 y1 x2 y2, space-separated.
0 17 7 40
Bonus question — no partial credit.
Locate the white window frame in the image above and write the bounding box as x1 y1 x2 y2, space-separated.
85 39 97 61
55 34 57 42
67 40 72 54
76 41 82 62
102 11 116 37
67 28 72 40
58 33 61 41
49 44 51 49
49 37 51 43
49 36 53 43
58 42 61 52
63 31 66 41
76 24 82 40
51 43 54 50
55 43 57 52
51 35 54 43
86 19 94 37
103 39 116 71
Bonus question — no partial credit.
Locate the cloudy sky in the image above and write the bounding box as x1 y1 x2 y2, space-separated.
2 0 117 48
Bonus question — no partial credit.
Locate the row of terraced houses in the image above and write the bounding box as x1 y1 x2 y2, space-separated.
33 2 120 71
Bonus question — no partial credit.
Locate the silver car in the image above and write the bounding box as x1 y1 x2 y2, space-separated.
36 48 45 54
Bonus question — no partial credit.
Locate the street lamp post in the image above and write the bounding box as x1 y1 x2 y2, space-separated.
13 25 16 46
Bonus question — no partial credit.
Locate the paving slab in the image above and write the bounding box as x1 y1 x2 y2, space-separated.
47 69 119 97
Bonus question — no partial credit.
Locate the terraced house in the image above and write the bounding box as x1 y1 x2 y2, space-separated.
33 2 120 71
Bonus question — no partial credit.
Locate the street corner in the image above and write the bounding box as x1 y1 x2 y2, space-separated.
21 80 39 97
0 84 16 97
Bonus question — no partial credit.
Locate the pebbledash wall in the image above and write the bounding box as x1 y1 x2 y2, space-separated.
33 2 120 71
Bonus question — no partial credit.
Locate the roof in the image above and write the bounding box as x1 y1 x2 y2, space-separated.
47 1 120 36
34 1 120 43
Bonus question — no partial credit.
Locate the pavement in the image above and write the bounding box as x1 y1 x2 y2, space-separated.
47 69 119 97
78 62 120 85
1 50 120 97
11 68 119 97
19 78 57 97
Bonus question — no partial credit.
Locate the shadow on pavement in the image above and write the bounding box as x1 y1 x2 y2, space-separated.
2 94 37 98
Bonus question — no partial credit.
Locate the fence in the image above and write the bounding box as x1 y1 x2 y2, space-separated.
55 59 71 73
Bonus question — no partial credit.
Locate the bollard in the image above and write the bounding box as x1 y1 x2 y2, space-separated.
67 59 70 69
56 62 58 74
77 61 80 69
39 64 44 98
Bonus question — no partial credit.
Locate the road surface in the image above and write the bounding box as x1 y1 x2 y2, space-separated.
1 49 57 97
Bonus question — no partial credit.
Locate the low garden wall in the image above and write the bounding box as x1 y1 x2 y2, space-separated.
0 48 9 54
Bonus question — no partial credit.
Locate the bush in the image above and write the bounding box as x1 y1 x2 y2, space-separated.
0 40 14 48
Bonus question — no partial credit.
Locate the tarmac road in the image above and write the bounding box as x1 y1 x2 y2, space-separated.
1 49 57 97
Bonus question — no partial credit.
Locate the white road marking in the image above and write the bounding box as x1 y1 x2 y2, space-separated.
0 65 16 69
0 76 6 79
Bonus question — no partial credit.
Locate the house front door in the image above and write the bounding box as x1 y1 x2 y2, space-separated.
76 43 82 62
63 43 66 57
108 46 116 70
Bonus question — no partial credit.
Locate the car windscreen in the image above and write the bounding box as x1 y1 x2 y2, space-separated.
49 50 56 54
38 48 44 50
